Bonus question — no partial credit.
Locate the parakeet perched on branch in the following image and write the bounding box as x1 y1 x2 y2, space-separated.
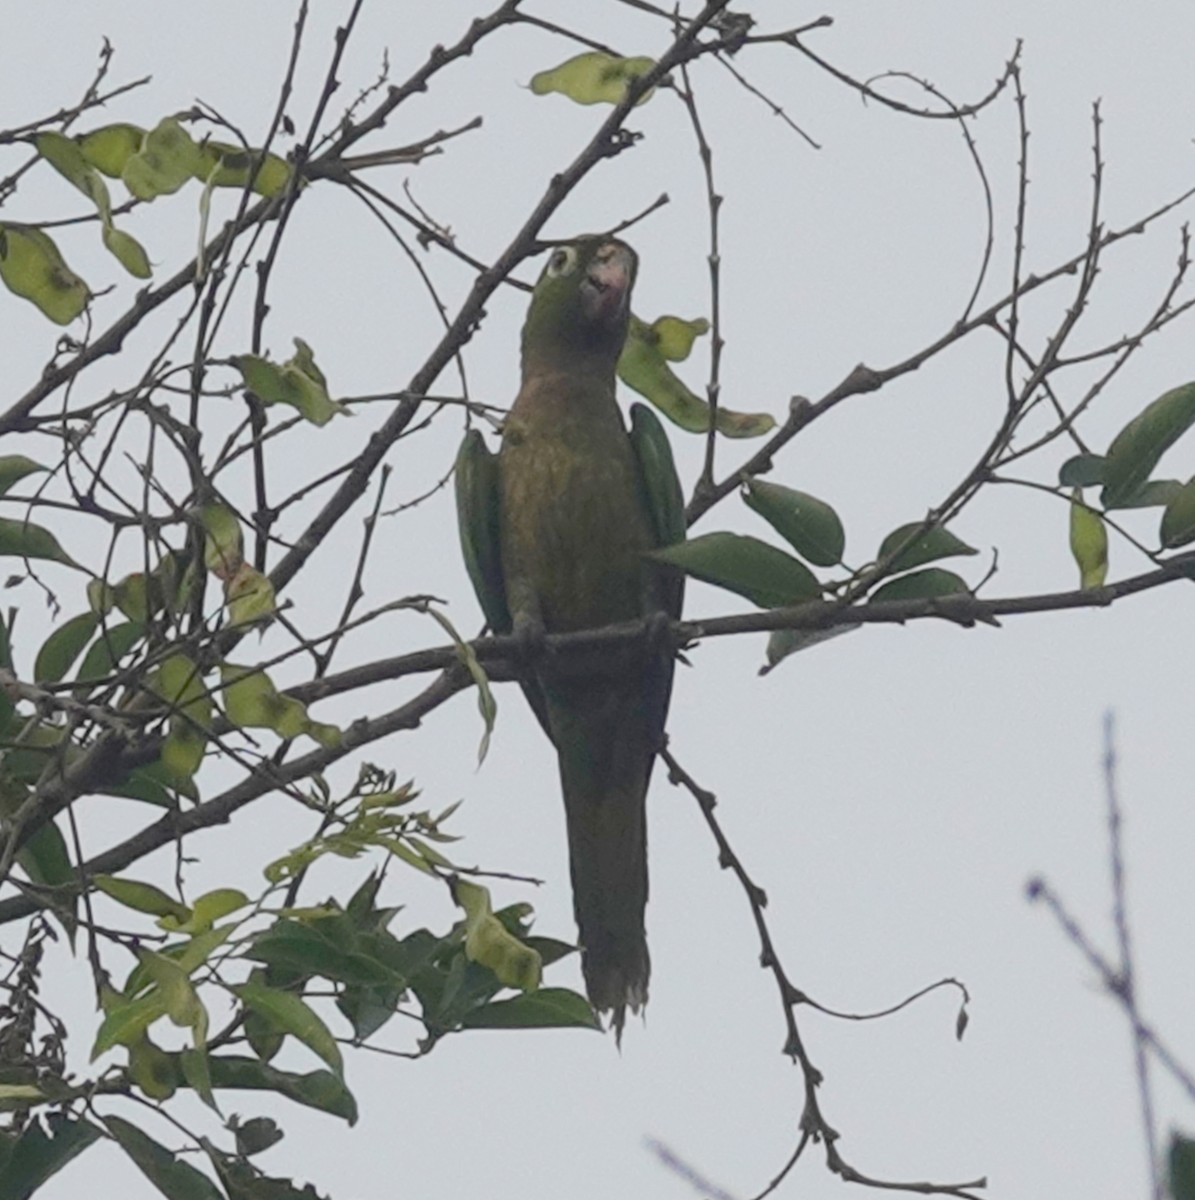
455 237 684 1037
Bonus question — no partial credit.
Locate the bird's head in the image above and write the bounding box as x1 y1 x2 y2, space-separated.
521 237 638 375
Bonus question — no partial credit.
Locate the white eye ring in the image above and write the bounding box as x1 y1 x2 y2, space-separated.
546 245 578 277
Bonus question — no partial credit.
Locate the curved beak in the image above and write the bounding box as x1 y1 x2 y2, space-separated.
580 241 637 324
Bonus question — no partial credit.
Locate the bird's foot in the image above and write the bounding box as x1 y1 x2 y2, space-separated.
642 609 674 657
512 611 550 667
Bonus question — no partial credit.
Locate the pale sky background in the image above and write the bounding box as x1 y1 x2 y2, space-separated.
4 3 1195 1199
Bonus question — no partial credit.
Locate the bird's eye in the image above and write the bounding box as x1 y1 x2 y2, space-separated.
546 246 578 277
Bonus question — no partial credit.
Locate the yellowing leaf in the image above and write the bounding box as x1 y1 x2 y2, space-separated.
35 130 110 207
221 663 341 747
137 950 208 1044
0 224 88 324
225 563 276 627
530 52 658 106
121 117 202 200
195 140 293 197
651 315 709 361
158 887 249 934
454 879 542 992
618 314 773 438
199 502 243 578
233 339 349 426
1069 488 1108 588
102 225 152 278
128 1035 179 1100
77 123 146 177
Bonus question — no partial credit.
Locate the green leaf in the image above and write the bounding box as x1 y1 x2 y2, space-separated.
454 879 542 992
179 1046 216 1111
618 314 774 437
34 612 99 684
1102 382 1195 508
530 52 658 106
128 1035 180 1101
0 611 12 737
74 620 144 686
1058 452 1107 487
194 141 292 197
423 611 494 764
137 950 208 1038
77 123 146 177
1069 489 1108 588
869 568 969 603
0 1114 101 1200
200 502 244 577
235 982 343 1077
220 664 341 748
92 990 168 1058
207 1150 329 1200
35 131 109 207
1161 476 1195 549
232 340 349 426
742 478 844 566
207 1056 358 1125
1105 478 1182 511
877 523 978 572
225 563 277 628
121 117 203 200
0 456 46 497
230 1117 283 1158
0 224 89 325
461 987 600 1031
17 820 73 891
154 654 213 785
94 875 190 921
764 625 858 672
1169 1131 1195 1200
158 887 249 934
0 515 79 567
102 225 152 278
648 531 821 608
105 1115 223 1200
247 918 401 987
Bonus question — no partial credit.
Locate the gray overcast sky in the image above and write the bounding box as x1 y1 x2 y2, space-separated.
6 3 1195 1198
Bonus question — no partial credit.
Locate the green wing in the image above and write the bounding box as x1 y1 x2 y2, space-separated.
455 430 511 635
629 402 685 620
455 429 552 734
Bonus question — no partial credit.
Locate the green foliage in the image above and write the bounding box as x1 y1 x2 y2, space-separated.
876 523 978 573
869 568 969 603
0 225 89 324
530 52 658 106
618 314 774 437
0 516 79 568
233 339 349 427
221 664 340 748
1068 490 1108 588
1170 1131 1195 1200
650 531 822 608
1100 382 1195 508
0 1114 100 1200
743 479 845 567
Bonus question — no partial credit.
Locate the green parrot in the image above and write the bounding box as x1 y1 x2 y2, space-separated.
455 236 685 1037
